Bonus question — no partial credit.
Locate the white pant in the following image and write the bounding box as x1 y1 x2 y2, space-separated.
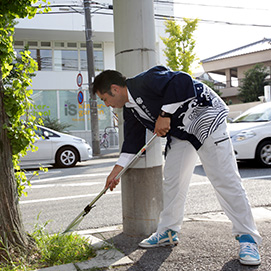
157 122 262 245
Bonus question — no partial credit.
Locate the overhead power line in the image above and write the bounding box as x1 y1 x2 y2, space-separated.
154 14 271 28
154 0 269 12
34 3 271 28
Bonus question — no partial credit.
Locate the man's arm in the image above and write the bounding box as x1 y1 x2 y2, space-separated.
105 107 146 191
142 66 197 105
105 164 123 191
121 107 147 153
154 114 171 137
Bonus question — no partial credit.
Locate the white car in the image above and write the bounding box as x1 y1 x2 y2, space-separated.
228 102 271 167
20 125 92 168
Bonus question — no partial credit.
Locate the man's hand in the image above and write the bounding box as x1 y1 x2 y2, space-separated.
105 164 123 191
154 115 171 137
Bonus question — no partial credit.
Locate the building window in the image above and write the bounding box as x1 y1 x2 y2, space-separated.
54 50 78 71
54 41 65 48
14 40 24 46
28 49 52 71
41 41 51 47
15 41 104 72
67 42 77 48
36 49 52 70
80 42 86 48
94 50 104 71
80 50 87 71
27 41 38 47
80 50 104 71
15 48 52 71
93 43 102 49
31 89 112 131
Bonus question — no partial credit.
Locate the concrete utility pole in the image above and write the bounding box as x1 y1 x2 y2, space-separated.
113 0 163 236
83 0 100 156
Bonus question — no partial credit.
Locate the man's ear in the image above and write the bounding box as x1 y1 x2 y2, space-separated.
111 84 120 94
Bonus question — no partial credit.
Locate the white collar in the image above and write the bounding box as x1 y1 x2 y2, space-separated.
125 88 136 108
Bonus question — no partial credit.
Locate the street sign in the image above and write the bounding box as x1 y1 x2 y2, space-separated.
77 73 83 87
77 91 84 104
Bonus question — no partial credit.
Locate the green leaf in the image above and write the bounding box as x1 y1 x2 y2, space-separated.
161 18 199 74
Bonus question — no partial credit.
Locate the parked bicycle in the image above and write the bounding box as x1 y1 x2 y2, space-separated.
99 127 118 149
100 131 109 149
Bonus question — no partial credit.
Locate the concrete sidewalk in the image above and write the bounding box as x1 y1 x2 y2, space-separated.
92 147 120 160
35 207 271 271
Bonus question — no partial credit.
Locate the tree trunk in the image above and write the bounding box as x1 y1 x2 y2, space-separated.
0 63 30 256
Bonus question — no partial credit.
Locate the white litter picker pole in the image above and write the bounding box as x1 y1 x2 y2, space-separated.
113 0 163 236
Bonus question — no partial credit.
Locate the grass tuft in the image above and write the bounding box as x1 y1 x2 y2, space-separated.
0 220 96 270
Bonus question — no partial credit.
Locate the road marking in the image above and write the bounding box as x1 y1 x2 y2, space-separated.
25 173 271 188
188 175 271 187
25 170 62 176
20 174 271 205
27 173 109 184
243 175 271 180
19 191 121 204
26 182 102 189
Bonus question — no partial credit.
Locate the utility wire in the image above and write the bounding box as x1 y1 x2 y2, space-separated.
154 14 271 28
34 3 271 28
154 0 269 12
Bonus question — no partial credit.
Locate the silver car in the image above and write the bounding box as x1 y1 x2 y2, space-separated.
228 102 271 167
20 125 92 168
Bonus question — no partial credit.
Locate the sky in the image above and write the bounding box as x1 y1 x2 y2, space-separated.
172 0 271 73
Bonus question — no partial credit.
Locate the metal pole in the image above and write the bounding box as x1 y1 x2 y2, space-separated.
83 0 100 156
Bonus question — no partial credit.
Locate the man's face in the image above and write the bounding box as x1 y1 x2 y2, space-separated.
97 85 127 108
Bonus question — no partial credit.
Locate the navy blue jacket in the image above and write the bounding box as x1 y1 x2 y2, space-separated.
121 66 228 154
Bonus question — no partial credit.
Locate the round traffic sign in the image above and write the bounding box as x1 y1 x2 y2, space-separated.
77 73 83 87
77 91 84 104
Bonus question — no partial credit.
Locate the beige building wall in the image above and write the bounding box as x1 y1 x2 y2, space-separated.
238 61 271 80
202 45 271 104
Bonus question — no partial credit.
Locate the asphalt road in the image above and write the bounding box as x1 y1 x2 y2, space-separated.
19 155 271 235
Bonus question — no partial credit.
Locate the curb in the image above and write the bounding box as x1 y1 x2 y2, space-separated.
34 207 271 270
77 233 133 269
92 152 119 160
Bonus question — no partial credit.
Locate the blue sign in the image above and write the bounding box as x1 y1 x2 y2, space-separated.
77 91 84 104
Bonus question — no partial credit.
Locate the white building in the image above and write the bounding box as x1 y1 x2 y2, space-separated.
14 0 174 145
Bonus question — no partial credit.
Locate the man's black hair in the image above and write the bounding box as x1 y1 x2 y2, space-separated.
92 70 126 95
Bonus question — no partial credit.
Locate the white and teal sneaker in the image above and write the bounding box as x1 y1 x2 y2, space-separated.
139 229 179 248
236 234 261 265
